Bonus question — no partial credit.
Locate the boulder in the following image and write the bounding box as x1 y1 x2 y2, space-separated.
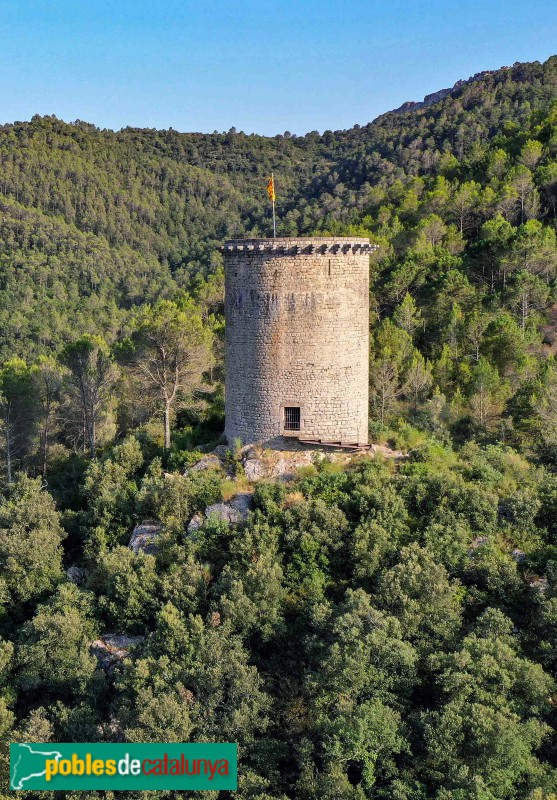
212 444 230 458
205 493 253 525
228 492 254 517
187 512 204 534
90 634 144 674
66 565 88 586
184 453 223 476
128 522 161 555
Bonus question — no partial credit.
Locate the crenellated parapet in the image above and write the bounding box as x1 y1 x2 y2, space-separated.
221 237 376 255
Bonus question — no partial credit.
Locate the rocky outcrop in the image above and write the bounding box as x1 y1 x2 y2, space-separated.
242 442 405 482
128 522 161 555
183 440 406 488
90 634 144 674
205 493 253 524
184 452 223 475
186 492 254 532
388 67 511 115
368 443 405 459
242 447 315 481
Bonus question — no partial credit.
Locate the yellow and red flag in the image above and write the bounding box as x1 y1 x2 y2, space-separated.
266 174 276 202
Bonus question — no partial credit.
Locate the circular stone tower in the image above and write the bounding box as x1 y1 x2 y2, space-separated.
222 237 372 446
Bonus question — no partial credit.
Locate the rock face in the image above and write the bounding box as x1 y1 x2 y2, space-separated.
90 634 144 674
389 67 509 114
243 447 314 481
205 493 253 524
128 522 161 555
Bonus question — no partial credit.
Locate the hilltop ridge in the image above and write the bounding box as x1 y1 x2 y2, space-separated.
388 65 515 114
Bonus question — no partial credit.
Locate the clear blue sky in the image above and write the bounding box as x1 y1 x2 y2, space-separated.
1 0 556 135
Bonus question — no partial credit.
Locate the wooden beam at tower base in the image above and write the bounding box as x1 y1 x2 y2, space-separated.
297 438 371 451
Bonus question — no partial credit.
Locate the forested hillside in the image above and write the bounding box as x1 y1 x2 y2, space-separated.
3 56 557 800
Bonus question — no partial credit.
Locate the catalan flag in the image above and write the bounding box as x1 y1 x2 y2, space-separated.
266 174 276 202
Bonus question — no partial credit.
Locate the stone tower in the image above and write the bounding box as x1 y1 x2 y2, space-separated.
222 237 372 446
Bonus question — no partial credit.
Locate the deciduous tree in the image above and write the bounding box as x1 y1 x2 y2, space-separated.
123 299 213 449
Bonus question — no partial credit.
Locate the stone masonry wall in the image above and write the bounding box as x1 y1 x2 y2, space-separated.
223 237 372 445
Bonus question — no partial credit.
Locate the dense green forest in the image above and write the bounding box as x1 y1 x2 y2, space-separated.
4 56 557 798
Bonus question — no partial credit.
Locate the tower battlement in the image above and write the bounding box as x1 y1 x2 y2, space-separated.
221 237 376 255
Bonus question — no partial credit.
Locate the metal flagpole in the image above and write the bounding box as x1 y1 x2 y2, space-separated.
272 173 276 238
